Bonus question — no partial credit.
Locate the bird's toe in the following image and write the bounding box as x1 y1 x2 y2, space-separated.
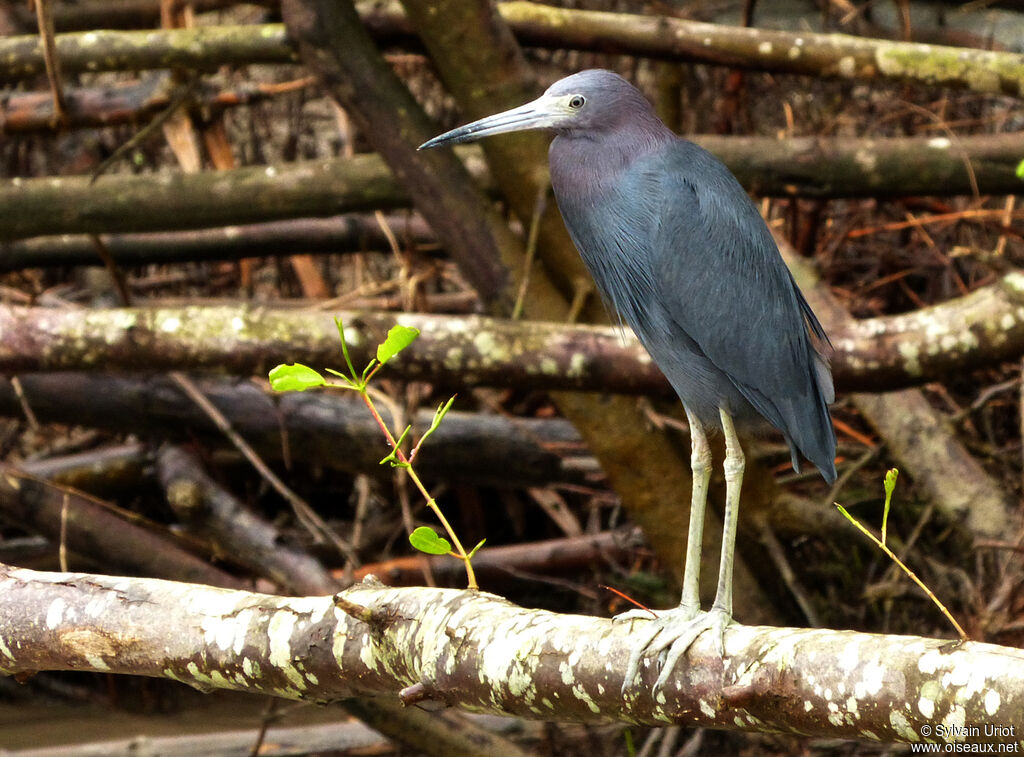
612 607 659 625
618 604 704 693
652 607 733 691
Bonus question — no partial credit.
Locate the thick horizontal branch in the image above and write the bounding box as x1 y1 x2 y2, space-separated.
0 75 314 134
497 1 1024 97
697 133 1023 199
0 304 663 391
0 373 587 488
1 134 1019 242
2 565 1021 741
0 0 266 34
0 24 296 83
0 214 432 271
0 152 419 241
3 4 1024 96
830 271 1024 391
1 289 1024 392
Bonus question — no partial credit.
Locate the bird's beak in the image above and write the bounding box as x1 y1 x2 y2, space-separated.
418 94 566 150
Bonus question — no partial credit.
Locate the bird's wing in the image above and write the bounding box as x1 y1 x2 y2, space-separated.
647 143 833 439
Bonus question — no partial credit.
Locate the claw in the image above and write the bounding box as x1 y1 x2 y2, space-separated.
651 606 731 691
618 605 734 693
617 604 706 694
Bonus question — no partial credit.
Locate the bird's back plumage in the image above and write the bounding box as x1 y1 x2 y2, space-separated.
549 99 836 482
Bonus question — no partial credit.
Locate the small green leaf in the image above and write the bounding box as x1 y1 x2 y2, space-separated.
376 324 420 365
467 538 486 559
1017 158 1024 180
269 363 326 392
409 526 452 555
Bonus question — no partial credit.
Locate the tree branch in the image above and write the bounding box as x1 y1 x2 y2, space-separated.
0 466 241 587
0 373 588 489
1 292 1024 392
0 24 296 83
3 4 1024 96
497 1 1024 96
2 564 1021 743
1 134 1020 241
0 214 431 271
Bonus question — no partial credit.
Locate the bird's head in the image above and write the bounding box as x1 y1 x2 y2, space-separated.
418 69 658 150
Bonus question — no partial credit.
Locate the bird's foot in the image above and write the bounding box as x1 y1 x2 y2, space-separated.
617 605 733 693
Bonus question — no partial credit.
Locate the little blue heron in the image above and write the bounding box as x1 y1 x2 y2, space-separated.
420 70 837 689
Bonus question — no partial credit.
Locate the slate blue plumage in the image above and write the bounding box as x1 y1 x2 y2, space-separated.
421 69 836 690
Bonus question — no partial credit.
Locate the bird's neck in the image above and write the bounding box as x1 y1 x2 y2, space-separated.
549 123 673 200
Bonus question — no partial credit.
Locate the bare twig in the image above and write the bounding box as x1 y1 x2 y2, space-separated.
32 0 66 128
168 371 358 565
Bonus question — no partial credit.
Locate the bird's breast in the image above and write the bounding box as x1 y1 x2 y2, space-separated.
549 151 668 342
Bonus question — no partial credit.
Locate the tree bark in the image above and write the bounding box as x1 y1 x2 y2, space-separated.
2 298 1024 394
853 389 1018 542
1 76 313 134
497 1 1024 96
0 24 296 83
351 530 638 587
1 135 1018 241
2 565 1022 743
4 4 1024 96
0 152 417 241
0 214 431 271
0 373 588 489
0 0 263 33
155 443 339 596
0 466 242 588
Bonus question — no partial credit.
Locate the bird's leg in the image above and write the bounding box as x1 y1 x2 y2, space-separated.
625 409 744 692
618 406 713 691
679 406 711 613
702 407 744 650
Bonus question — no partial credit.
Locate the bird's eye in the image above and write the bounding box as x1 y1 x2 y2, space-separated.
568 95 586 109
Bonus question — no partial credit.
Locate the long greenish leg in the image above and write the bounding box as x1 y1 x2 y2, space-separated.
713 407 745 617
621 407 739 692
680 405 711 612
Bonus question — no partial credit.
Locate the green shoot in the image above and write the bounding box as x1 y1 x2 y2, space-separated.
836 469 967 641
467 538 487 559
410 396 456 462
623 728 636 757
881 467 897 546
334 317 359 383
1017 158 1024 180
271 320 478 589
379 425 412 467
